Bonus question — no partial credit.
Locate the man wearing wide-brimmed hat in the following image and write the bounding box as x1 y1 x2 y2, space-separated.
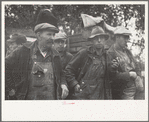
65 26 112 100
5 9 69 100
6 33 27 56
108 26 144 100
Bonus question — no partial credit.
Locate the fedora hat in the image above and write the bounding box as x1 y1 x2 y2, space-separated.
34 9 59 33
88 26 109 40
114 26 131 36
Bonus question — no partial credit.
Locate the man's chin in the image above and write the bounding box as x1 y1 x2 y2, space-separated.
57 50 64 53
57 48 64 52
46 44 52 48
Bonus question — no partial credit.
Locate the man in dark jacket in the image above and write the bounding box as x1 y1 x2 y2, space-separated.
53 32 73 70
65 26 112 100
5 9 69 100
108 26 144 100
53 32 73 99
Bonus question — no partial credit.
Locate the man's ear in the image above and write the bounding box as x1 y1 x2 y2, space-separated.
36 31 41 39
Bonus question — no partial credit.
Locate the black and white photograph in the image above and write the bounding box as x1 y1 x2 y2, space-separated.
1 1 148 121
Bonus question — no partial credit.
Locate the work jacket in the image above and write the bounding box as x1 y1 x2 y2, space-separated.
60 50 73 70
107 45 143 99
65 46 112 99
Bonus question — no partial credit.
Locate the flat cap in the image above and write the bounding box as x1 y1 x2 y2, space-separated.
54 32 67 41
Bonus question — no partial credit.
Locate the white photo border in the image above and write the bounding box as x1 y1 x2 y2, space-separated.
1 1 148 121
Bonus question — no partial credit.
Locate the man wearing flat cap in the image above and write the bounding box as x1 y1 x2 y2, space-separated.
65 26 112 100
5 9 69 100
108 26 144 100
53 32 73 70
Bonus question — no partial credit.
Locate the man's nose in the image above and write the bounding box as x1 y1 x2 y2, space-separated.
98 40 101 43
51 36 54 40
49 36 54 42
59 42 63 45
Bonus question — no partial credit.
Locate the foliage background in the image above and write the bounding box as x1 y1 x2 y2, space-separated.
5 4 145 69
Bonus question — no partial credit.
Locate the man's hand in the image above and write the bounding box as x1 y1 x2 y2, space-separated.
9 89 15 96
129 71 137 80
9 89 17 100
135 76 144 92
74 84 80 93
61 84 69 99
111 57 119 69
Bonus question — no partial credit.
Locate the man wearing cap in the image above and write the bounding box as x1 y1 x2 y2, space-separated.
5 9 69 100
6 33 27 56
53 32 73 99
108 26 144 100
53 32 73 70
65 26 112 100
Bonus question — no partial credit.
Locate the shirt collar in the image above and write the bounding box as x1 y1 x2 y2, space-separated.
23 40 59 57
59 49 67 57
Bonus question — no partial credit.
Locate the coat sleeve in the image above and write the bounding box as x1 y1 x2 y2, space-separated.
65 49 87 88
61 52 74 87
109 70 131 82
60 70 68 86
5 48 20 99
65 52 73 66
126 49 142 77
107 51 131 83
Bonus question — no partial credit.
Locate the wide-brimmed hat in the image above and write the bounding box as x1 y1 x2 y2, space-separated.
7 34 27 44
54 32 67 41
88 26 109 40
114 26 131 36
34 9 59 33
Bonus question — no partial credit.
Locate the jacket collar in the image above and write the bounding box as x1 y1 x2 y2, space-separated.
23 40 35 49
23 40 59 57
87 45 106 55
51 47 60 57
58 48 67 57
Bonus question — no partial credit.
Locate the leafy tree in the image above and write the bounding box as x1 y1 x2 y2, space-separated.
5 4 145 33
5 4 145 64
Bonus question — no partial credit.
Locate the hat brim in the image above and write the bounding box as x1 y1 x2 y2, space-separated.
114 33 131 36
54 38 66 41
89 33 109 40
34 23 59 33
7 39 15 43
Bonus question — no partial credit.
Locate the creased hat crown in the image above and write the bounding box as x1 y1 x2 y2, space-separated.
54 32 67 41
89 26 109 40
